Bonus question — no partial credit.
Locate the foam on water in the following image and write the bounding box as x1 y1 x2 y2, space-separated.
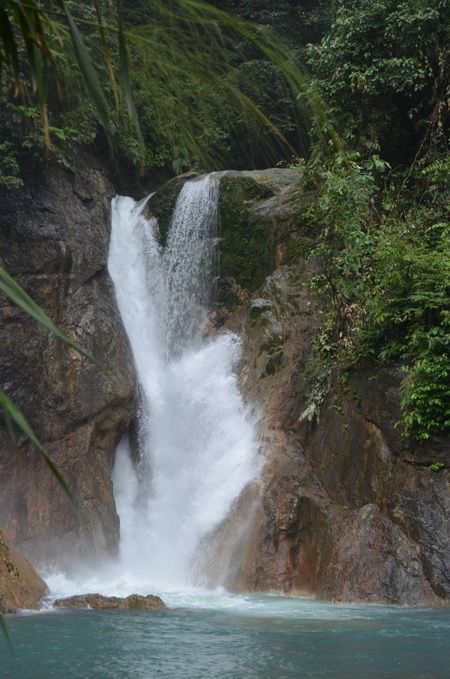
43 568 437 624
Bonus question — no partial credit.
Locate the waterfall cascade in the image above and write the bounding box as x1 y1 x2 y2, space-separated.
107 175 260 591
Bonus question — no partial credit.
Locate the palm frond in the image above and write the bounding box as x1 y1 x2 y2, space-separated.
0 0 338 161
57 0 111 132
0 390 73 503
0 265 99 367
0 264 98 495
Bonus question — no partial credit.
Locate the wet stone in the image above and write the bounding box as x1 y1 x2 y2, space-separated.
54 593 167 611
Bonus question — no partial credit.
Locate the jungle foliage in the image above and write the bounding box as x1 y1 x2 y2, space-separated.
295 0 449 441
0 0 448 443
0 0 324 189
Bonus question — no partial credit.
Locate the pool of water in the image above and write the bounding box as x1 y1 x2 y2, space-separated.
2 594 449 678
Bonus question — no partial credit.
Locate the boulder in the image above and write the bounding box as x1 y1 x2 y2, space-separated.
0 529 48 613
54 593 166 611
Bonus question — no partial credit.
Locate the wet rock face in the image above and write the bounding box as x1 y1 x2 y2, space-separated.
214 171 450 606
0 154 136 568
290 364 450 602
0 529 48 613
54 593 166 611
217 175 273 309
145 172 197 245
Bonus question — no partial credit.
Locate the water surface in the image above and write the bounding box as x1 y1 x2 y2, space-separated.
3 594 449 679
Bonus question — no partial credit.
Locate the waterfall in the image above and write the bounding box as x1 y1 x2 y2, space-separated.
107 175 260 591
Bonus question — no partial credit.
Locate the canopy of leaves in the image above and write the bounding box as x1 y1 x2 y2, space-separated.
0 0 331 187
307 0 449 165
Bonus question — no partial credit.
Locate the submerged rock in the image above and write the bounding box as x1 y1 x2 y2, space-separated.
54 593 166 611
0 529 48 614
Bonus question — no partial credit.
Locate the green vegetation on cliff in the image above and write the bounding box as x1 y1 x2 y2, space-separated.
295 0 449 442
0 0 318 190
218 176 272 308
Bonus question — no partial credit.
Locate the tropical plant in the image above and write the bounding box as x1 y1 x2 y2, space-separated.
293 0 450 441
0 0 337 181
296 150 450 441
306 0 449 164
0 266 96 495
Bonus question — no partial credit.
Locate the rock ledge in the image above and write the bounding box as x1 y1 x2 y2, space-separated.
54 593 166 611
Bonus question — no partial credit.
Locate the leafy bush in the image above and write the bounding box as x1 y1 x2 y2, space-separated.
401 352 450 440
307 0 449 163
296 0 450 441
298 153 450 441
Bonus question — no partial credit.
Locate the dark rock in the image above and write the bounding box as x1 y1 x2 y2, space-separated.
53 593 166 611
0 153 136 568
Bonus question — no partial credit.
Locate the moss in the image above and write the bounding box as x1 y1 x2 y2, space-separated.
217 176 273 309
262 351 284 377
283 237 315 266
261 336 283 354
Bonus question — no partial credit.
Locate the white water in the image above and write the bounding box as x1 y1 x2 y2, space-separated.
58 174 259 598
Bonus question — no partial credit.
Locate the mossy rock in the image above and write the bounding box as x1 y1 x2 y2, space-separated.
217 176 274 309
147 174 277 309
282 237 315 266
146 174 196 246
262 351 284 377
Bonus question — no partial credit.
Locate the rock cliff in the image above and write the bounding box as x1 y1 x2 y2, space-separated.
211 170 450 605
0 154 136 568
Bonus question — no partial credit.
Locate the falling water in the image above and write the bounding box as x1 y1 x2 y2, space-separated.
107 175 260 590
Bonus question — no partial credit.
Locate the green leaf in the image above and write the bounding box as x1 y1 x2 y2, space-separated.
0 391 73 504
0 266 99 368
0 7 20 83
118 14 142 143
92 0 120 112
57 0 111 133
